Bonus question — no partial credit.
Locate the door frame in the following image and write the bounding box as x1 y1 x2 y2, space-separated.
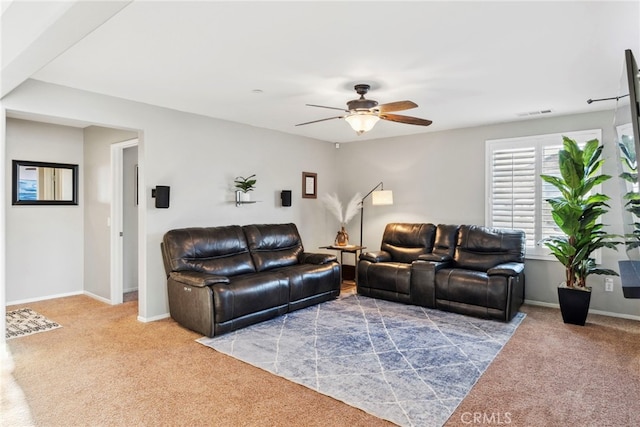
110 138 139 305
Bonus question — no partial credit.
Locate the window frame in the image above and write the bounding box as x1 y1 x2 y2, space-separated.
485 129 602 260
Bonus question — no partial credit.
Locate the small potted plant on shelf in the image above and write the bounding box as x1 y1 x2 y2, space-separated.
540 136 621 325
234 174 256 202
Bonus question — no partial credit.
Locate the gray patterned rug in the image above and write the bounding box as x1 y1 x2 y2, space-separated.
6 308 61 340
197 293 525 426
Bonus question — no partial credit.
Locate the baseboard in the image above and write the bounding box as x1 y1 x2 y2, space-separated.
524 299 640 321
123 287 138 293
6 291 84 306
524 300 561 310
137 313 170 323
83 291 111 305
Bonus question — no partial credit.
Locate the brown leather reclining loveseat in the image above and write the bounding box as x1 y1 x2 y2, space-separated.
358 223 525 321
161 223 341 337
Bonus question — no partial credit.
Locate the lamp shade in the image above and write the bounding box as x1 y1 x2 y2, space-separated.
345 113 380 135
372 190 393 205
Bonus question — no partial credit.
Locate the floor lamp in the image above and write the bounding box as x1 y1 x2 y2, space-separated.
360 182 394 247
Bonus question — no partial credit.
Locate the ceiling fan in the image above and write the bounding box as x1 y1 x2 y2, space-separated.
295 84 432 135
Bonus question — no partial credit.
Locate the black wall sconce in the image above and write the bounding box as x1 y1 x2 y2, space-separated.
152 185 170 208
281 190 292 207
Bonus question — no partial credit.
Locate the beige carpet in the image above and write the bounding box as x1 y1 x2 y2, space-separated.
445 303 640 426
4 289 639 427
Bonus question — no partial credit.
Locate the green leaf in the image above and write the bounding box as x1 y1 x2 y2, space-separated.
589 268 620 277
585 144 603 175
559 150 582 189
624 192 640 201
582 174 611 195
541 174 566 191
563 136 582 161
583 139 600 169
234 174 257 192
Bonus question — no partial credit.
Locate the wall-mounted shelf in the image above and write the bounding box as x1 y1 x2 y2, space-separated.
235 190 259 207
236 200 258 207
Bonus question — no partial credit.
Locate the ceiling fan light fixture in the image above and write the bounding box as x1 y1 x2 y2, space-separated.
345 112 380 135
296 84 431 132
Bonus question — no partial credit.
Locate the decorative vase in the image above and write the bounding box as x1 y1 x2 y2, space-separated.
335 226 349 246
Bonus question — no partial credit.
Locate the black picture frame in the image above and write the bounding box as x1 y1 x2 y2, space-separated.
12 160 79 205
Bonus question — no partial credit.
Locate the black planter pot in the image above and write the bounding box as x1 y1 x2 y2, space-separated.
618 260 640 298
557 286 592 326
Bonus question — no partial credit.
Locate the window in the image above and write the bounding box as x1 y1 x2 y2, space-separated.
486 129 602 259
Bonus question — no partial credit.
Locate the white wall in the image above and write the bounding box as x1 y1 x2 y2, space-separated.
338 111 639 318
5 118 84 302
83 126 138 300
3 79 340 320
3 79 638 319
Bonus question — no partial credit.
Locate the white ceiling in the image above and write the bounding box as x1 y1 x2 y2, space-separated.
2 1 639 143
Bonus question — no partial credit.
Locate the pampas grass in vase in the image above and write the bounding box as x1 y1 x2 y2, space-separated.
321 192 362 246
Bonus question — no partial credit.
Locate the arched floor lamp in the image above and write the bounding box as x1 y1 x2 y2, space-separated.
359 182 394 247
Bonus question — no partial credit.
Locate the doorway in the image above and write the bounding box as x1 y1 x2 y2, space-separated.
110 139 139 304
122 145 139 301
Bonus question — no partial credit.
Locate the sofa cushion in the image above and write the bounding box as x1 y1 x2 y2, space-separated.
454 225 525 272
435 269 510 311
432 224 460 258
380 223 437 263
163 226 255 276
212 272 289 323
361 262 412 295
243 223 304 272
274 263 340 303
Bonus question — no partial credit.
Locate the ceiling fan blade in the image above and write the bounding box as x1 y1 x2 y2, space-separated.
306 104 349 112
380 113 433 126
377 100 418 113
295 115 344 126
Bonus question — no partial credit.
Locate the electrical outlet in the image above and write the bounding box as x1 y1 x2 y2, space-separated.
605 278 614 292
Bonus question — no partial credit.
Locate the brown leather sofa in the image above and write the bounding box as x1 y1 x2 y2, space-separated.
161 223 341 337
358 223 525 321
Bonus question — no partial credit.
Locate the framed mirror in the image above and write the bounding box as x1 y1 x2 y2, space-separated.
12 160 79 205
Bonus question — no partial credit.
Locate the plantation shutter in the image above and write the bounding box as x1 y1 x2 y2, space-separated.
541 143 564 240
490 147 536 249
486 129 602 260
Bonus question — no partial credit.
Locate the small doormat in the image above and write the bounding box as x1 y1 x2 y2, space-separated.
6 308 61 340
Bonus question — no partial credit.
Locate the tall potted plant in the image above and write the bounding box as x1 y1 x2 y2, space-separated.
541 136 620 325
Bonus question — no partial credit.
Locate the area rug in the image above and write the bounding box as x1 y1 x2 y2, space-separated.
197 294 525 427
5 308 61 340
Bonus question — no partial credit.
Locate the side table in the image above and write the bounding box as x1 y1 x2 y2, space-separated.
319 245 366 282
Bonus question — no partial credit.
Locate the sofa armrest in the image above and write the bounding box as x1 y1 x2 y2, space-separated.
360 251 391 263
302 252 338 265
412 259 453 270
169 271 230 287
487 262 525 276
418 253 452 262
410 259 451 308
